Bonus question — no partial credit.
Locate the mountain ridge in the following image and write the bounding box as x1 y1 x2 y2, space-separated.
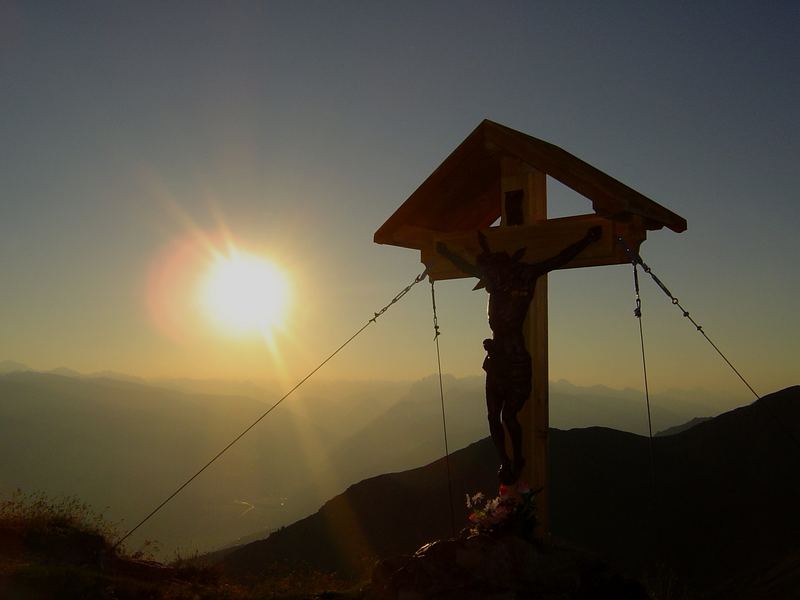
218 386 800 598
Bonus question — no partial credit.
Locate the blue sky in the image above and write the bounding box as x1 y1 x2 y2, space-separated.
1 1 797 401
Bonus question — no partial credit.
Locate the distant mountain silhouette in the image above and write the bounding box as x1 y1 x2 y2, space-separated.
49 366 83 377
0 372 277 553
655 416 712 436
0 371 479 553
0 360 31 374
219 386 800 598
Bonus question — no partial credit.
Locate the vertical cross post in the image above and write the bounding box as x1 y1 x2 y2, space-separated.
501 158 550 541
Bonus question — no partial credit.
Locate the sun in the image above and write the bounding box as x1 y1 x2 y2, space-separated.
201 250 290 337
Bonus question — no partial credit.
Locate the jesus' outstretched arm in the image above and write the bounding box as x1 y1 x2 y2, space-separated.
528 225 602 277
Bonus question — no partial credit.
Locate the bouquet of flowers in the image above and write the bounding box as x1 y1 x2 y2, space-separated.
465 481 538 540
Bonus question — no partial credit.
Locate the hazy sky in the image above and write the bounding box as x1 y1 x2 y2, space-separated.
1 2 797 401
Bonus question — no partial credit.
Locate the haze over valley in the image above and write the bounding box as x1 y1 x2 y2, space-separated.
0 362 755 556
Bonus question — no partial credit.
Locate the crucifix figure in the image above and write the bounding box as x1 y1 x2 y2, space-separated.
437 225 602 484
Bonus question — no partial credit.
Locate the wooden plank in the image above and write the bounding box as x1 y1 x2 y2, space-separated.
374 126 501 243
511 164 550 542
420 214 646 281
485 122 687 232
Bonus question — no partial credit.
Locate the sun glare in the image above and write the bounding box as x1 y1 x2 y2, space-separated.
202 250 290 337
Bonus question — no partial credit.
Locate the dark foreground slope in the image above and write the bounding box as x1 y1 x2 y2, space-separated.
552 385 800 597
220 386 800 598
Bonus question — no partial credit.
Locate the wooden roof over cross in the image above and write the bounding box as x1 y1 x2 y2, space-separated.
374 120 686 252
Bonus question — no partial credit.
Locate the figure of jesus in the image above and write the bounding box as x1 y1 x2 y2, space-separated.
437 226 602 483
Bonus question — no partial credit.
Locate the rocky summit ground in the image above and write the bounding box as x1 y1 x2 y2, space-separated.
369 533 651 600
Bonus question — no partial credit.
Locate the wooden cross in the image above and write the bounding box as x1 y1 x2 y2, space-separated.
375 121 686 539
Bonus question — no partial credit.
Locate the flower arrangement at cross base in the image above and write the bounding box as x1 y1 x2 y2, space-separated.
466 481 539 541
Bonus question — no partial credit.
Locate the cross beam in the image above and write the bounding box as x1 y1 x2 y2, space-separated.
422 213 646 282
